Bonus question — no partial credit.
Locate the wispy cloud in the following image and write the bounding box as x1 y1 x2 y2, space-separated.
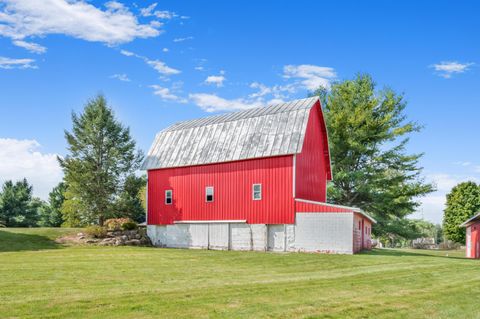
0 0 161 52
146 59 180 75
189 93 265 112
173 36 194 43
110 73 130 82
0 56 36 69
150 84 187 103
283 64 336 90
12 40 47 54
140 3 178 19
120 50 180 76
431 61 474 78
0 138 63 200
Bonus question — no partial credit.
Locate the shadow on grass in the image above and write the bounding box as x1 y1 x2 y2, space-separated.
362 248 469 260
0 230 62 252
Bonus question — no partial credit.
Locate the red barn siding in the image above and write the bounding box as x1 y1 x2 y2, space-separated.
295 102 330 202
295 200 352 213
147 155 295 225
468 222 480 258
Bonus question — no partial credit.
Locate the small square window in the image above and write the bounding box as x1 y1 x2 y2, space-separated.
253 184 262 200
206 186 214 202
165 190 172 205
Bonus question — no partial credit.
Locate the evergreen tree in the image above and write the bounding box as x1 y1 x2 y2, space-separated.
443 181 480 243
113 175 147 223
39 182 66 227
0 179 41 227
59 95 143 225
311 74 434 237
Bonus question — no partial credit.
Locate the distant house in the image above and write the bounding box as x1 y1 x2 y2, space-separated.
142 97 375 254
460 212 480 258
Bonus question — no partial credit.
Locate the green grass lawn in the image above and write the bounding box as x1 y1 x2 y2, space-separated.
0 228 479 319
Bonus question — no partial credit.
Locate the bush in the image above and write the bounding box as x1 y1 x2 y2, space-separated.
104 218 134 231
121 221 137 230
439 240 461 250
85 225 107 238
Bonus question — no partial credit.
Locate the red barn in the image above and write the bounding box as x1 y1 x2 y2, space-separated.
143 97 375 254
461 212 480 258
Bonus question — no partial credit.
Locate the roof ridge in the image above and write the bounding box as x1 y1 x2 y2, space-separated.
163 96 318 132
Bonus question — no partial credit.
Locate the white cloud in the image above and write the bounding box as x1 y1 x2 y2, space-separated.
431 61 474 78
194 66 204 71
205 75 226 87
0 0 161 50
146 59 180 75
189 93 264 112
283 64 336 90
249 82 296 100
110 73 130 82
173 36 193 42
150 85 186 103
474 166 480 173
162 48 169 52
120 50 180 76
12 40 47 54
0 56 36 69
120 49 135 57
0 138 63 200
140 3 178 19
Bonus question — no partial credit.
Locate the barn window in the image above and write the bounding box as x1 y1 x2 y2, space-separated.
206 186 214 202
165 190 172 205
252 184 262 200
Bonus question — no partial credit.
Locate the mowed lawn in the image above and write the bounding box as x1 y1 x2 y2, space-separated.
0 228 479 319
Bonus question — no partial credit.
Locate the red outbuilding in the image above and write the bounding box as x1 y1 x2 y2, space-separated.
461 212 480 259
142 97 375 254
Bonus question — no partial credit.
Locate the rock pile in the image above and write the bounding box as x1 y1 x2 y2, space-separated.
77 229 151 246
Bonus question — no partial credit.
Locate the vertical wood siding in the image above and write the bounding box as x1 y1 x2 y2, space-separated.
148 155 295 225
295 102 329 202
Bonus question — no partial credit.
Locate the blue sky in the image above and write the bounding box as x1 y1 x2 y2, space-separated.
0 0 479 224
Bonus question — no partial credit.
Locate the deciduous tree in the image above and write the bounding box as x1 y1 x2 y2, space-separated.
311 74 434 237
443 181 480 243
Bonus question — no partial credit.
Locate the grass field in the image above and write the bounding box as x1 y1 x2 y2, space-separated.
0 228 479 319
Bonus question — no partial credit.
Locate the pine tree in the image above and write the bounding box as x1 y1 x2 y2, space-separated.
59 95 143 225
0 179 42 227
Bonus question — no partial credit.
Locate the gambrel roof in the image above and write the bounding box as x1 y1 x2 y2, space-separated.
142 97 321 170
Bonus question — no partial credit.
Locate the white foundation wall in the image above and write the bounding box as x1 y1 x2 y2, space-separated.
147 212 354 254
292 213 354 254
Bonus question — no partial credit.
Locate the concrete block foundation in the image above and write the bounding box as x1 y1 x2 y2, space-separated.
147 212 359 254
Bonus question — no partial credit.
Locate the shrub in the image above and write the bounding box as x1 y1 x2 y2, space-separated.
121 221 137 230
104 218 134 231
85 225 107 238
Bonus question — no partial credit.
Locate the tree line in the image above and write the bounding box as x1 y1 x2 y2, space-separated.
4 75 475 246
